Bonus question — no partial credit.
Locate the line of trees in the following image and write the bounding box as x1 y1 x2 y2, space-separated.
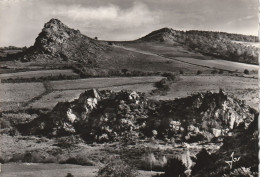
173 30 258 64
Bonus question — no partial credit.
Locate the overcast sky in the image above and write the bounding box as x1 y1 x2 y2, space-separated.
0 0 258 47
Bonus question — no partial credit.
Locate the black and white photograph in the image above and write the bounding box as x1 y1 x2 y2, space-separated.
0 0 259 176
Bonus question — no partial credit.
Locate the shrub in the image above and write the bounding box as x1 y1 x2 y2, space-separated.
191 148 213 175
244 69 249 75
142 153 167 171
161 72 179 81
218 70 224 74
60 156 94 166
211 70 218 74
0 119 11 129
179 70 184 74
155 78 169 90
22 151 42 163
231 167 254 176
197 70 202 75
121 69 128 75
97 158 139 177
66 173 74 177
181 150 192 170
164 158 186 177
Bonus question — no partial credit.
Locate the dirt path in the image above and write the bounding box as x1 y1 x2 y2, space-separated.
22 81 53 107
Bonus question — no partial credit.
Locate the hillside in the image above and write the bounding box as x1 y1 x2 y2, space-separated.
3 19 258 68
138 28 258 64
3 19 214 76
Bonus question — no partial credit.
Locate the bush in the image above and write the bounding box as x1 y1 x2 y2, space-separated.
218 70 224 74
0 119 11 129
211 70 218 74
155 78 169 90
161 72 179 81
191 148 214 175
60 156 94 166
164 158 186 177
141 153 167 171
244 69 249 75
97 158 139 177
197 70 202 75
66 173 74 177
22 151 42 163
179 70 184 74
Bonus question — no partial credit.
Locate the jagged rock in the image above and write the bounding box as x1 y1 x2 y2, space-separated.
212 128 222 137
11 18 107 64
17 89 256 143
193 114 259 177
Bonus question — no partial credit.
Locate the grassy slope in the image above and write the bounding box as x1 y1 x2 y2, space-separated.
119 41 258 73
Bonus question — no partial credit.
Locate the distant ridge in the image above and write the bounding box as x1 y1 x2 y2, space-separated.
138 27 177 42
3 19 258 65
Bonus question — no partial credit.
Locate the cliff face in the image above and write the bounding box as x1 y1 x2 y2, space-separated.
17 89 256 144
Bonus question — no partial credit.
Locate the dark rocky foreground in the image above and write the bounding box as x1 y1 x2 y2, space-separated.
18 89 255 144
10 89 259 176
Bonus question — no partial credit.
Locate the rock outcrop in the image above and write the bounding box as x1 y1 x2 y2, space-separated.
17 89 256 143
13 19 107 64
193 113 258 176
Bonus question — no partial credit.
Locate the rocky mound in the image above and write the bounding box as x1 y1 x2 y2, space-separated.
17 89 256 143
192 113 258 176
10 19 107 63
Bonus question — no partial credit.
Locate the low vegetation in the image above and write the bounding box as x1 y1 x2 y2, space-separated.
97 158 139 177
154 72 180 92
1 74 80 83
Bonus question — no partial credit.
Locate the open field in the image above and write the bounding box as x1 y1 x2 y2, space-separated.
0 69 77 79
1 163 97 177
150 75 258 109
30 83 157 109
175 57 258 73
0 76 163 111
49 76 163 90
0 83 45 103
1 74 257 111
1 163 162 177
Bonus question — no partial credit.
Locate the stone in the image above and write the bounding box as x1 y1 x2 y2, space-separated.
212 128 221 137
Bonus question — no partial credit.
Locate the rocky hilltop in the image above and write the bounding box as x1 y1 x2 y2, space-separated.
12 19 107 64
18 89 256 143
